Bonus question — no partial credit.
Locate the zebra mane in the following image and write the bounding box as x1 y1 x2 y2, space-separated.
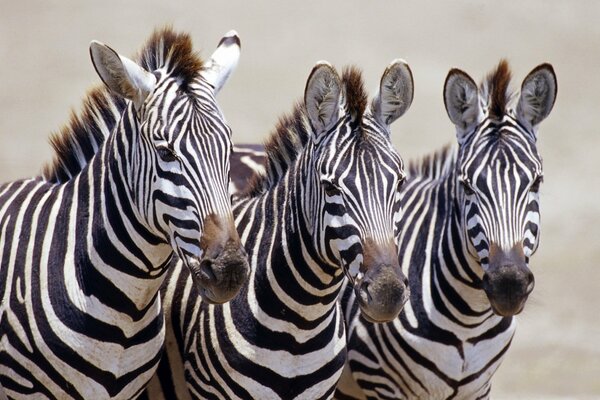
408 144 457 181
481 59 515 118
42 27 204 183
241 67 367 197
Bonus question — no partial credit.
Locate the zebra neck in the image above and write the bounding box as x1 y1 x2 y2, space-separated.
403 169 505 336
79 126 172 314
237 175 343 330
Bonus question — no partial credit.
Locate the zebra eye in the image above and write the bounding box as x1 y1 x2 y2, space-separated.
396 176 406 191
321 180 341 197
460 179 475 196
156 145 179 163
530 175 543 192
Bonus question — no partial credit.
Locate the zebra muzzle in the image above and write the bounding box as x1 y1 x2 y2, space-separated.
188 214 250 304
356 267 409 323
187 239 249 304
354 240 409 323
483 243 535 316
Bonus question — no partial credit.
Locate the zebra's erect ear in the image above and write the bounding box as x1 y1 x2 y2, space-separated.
90 41 156 111
371 59 414 129
305 61 343 141
200 30 241 95
516 63 557 132
444 68 482 138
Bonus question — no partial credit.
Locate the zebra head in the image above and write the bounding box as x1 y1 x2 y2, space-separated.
444 61 557 316
89 30 249 304
301 61 413 322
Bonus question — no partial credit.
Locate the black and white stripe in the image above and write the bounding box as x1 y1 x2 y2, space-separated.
0 28 248 399
144 60 415 399
337 61 557 399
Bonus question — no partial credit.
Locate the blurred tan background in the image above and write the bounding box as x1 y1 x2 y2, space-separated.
0 1 598 398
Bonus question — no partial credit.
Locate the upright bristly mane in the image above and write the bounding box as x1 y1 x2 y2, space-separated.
408 61 515 182
408 144 457 181
241 66 368 197
482 59 514 118
342 66 368 123
42 27 204 183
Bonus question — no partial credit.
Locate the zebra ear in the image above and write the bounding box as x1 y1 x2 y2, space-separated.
371 59 414 129
304 62 343 141
516 63 557 131
90 41 156 111
444 69 482 138
200 30 241 95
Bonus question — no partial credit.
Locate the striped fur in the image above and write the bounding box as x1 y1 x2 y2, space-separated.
224 61 557 400
0 28 247 399
144 62 413 399
337 61 557 399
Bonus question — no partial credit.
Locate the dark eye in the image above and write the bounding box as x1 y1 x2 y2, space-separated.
460 179 475 196
157 145 178 163
530 175 543 192
321 180 341 197
396 176 406 191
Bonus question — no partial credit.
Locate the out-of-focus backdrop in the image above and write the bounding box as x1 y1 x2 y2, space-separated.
0 1 598 398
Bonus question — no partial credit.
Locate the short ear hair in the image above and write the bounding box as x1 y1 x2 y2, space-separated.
516 63 557 131
444 68 482 139
371 59 414 129
89 41 156 111
304 62 342 141
200 30 241 95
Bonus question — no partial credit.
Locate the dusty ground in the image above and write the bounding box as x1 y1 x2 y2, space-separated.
0 1 598 398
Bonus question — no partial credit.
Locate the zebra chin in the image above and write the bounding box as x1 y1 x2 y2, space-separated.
483 243 535 317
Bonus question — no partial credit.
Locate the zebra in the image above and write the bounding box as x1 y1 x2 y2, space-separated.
335 60 557 399
142 59 415 400
0 27 250 399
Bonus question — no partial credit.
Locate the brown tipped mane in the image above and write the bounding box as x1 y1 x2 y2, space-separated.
408 144 457 181
42 27 205 183
342 66 368 122
241 103 311 197
483 59 513 118
138 27 204 89
241 67 368 197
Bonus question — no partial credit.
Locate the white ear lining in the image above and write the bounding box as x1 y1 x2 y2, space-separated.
372 59 414 128
89 40 156 110
200 30 241 95
119 56 157 102
304 62 342 138
444 70 481 132
517 64 557 129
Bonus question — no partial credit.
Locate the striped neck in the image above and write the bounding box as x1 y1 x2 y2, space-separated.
77 111 172 315
401 149 507 337
235 166 345 332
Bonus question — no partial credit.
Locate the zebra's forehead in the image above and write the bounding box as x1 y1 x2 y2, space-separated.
460 129 543 181
463 114 540 156
144 76 228 139
319 128 403 184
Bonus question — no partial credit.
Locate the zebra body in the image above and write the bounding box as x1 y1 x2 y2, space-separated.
0 28 248 399
145 60 415 399
337 61 557 399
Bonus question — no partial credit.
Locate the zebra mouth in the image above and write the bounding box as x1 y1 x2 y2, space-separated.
354 269 409 323
184 246 249 304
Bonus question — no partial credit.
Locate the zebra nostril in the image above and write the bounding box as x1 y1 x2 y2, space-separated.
359 281 372 304
526 274 535 294
199 259 218 283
